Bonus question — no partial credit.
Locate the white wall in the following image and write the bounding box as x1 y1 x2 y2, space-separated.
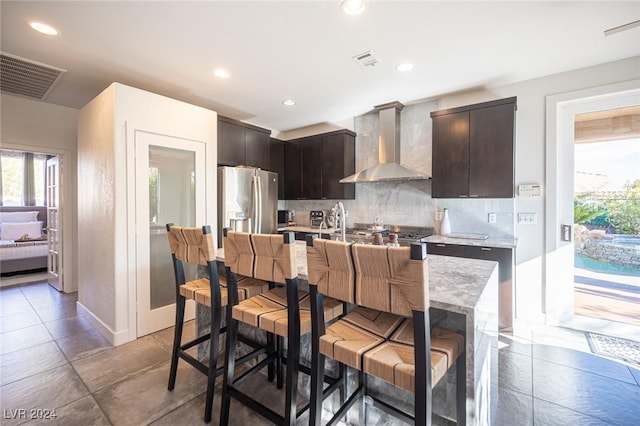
77 83 217 344
1 93 79 292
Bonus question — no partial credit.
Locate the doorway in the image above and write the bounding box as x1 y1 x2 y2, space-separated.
546 80 640 341
573 127 639 326
134 130 206 337
0 148 65 291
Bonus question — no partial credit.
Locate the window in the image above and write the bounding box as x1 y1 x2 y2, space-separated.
0 150 48 206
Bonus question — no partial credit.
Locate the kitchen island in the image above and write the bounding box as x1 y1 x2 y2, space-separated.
198 240 498 425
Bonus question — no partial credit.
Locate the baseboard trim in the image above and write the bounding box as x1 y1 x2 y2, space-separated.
77 301 133 346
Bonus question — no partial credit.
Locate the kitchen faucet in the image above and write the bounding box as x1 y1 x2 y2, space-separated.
334 201 346 242
318 220 327 239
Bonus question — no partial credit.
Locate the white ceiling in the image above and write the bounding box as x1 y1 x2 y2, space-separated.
1 1 639 133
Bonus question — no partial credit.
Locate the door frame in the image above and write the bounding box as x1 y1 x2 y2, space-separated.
545 79 640 338
128 127 207 338
0 142 75 293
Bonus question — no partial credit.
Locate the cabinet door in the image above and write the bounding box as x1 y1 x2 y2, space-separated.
217 120 244 166
322 133 355 199
270 138 285 199
301 136 323 199
469 103 515 198
432 111 469 198
284 141 302 199
426 242 465 257
245 128 271 170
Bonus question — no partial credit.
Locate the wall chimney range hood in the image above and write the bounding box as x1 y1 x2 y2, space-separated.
340 101 430 183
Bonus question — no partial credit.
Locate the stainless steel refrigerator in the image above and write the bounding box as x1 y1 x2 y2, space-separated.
217 166 278 247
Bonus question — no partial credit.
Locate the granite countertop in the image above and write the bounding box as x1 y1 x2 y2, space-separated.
216 240 498 314
423 235 518 249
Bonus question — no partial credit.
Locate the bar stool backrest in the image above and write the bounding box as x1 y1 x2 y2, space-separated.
167 225 216 265
223 231 254 277
352 244 429 317
224 230 297 284
306 238 355 303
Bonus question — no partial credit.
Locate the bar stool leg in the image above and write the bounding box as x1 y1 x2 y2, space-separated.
220 315 239 425
168 294 186 391
204 304 222 423
359 371 367 425
309 350 325 425
277 336 284 389
456 351 467 426
284 283 300 426
267 331 275 382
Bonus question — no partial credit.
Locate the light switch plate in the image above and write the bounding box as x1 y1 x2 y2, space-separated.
488 213 496 223
519 184 542 197
518 213 537 224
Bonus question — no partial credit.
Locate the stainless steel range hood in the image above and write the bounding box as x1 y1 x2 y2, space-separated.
340 101 430 183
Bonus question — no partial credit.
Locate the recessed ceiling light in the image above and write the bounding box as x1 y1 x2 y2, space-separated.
29 22 58 36
396 63 414 72
282 100 296 106
214 69 230 78
341 0 365 16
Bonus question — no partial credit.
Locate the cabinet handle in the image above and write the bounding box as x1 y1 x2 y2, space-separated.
436 244 447 247
480 247 492 251
458 195 468 198
469 194 479 198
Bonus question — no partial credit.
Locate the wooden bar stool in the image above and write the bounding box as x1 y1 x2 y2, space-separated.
220 230 343 426
306 236 466 425
165 224 269 423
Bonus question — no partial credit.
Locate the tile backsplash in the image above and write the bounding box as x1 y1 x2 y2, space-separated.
282 99 515 238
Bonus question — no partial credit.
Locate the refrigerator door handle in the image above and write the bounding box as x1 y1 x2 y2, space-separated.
256 174 262 233
251 175 258 233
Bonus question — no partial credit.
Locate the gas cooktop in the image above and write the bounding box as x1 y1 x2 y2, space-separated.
344 223 434 246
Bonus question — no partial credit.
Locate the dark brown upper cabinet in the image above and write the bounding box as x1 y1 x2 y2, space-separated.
269 138 285 199
283 129 356 200
431 97 516 198
283 140 302 200
217 116 271 170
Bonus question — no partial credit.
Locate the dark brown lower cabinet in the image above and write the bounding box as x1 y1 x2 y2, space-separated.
427 242 514 331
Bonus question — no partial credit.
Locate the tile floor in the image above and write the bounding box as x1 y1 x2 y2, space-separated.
1 280 639 425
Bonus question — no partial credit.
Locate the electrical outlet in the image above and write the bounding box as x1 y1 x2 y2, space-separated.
435 211 442 221
488 213 496 223
518 213 537 224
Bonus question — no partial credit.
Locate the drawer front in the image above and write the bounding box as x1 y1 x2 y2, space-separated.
463 246 512 281
426 243 465 258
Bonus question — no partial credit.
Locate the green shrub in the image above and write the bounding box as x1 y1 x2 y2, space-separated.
574 198 606 225
604 181 640 235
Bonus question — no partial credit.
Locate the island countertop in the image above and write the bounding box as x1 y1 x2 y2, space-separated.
423 234 518 249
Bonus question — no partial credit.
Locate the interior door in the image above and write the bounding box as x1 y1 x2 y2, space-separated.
46 156 62 291
546 81 640 331
135 130 206 337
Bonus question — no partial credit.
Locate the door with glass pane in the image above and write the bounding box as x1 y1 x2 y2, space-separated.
46 156 62 291
135 130 206 337
546 82 640 338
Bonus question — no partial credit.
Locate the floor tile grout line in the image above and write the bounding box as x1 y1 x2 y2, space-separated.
147 391 206 425
48 319 116 425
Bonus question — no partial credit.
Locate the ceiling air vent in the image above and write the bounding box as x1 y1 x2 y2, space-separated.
0 52 66 100
353 50 380 68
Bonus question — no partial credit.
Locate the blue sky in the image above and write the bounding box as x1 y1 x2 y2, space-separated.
575 138 640 187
